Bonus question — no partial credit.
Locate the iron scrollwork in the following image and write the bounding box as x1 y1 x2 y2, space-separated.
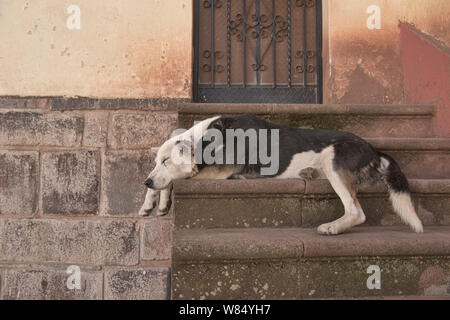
203 0 223 8
295 64 316 73
230 11 289 72
295 50 315 58
230 14 288 43
295 50 315 73
295 0 316 7
201 50 224 73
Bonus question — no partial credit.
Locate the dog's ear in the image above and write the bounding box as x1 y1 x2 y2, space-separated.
170 128 187 138
210 117 227 133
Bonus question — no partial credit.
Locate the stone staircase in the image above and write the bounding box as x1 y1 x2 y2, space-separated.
171 103 450 299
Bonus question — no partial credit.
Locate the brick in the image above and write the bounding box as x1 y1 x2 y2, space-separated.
0 218 139 266
1 268 102 300
110 112 177 148
83 111 108 147
142 219 173 261
102 150 155 216
42 150 99 215
105 268 169 300
0 111 83 147
0 151 38 215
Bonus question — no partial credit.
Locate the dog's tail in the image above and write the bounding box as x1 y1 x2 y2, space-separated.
378 152 423 233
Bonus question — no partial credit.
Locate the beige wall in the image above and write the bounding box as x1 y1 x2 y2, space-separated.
0 0 193 98
324 0 450 104
401 0 450 47
325 0 403 104
0 0 448 101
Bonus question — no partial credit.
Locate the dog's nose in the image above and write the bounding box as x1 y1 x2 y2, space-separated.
144 178 153 188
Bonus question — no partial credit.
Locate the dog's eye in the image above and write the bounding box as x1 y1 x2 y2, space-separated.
162 158 169 166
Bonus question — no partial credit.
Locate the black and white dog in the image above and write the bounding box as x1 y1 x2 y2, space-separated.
139 115 423 235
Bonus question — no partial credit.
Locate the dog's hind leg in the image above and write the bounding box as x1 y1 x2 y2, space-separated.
317 146 366 235
157 185 172 216
139 188 160 216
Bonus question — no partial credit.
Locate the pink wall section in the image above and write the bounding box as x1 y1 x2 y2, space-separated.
400 22 450 137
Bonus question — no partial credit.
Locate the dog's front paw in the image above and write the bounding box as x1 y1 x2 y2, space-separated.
156 207 169 216
138 207 151 216
156 186 172 217
138 203 155 216
139 188 160 216
138 199 158 216
317 223 340 235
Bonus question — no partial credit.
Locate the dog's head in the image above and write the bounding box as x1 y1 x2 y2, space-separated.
144 116 223 190
144 134 197 190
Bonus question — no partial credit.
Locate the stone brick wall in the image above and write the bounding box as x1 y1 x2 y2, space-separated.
0 97 180 299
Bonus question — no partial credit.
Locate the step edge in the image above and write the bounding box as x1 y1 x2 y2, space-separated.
172 227 450 262
173 179 450 195
366 138 450 151
178 104 436 116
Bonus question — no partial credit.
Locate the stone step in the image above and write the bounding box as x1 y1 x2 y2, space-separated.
171 226 450 299
173 179 450 229
177 103 436 138
367 138 450 179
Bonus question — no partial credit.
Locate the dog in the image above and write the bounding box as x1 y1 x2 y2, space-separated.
139 114 423 235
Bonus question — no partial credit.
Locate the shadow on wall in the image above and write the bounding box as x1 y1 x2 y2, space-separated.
400 22 450 137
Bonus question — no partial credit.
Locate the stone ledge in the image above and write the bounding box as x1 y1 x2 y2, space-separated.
0 97 49 109
0 96 189 111
173 226 450 263
179 103 436 116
